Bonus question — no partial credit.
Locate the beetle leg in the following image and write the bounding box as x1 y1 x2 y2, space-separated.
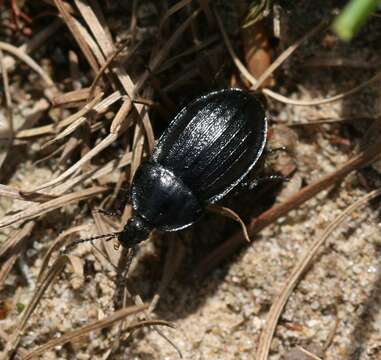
246 174 289 191
95 208 123 218
99 187 131 218
266 146 289 155
119 186 132 203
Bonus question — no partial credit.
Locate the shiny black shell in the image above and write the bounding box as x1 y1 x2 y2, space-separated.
131 88 267 232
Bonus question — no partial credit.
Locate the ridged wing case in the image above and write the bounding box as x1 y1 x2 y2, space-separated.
152 89 268 204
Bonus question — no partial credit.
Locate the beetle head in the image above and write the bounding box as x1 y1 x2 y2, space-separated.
118 214 151 249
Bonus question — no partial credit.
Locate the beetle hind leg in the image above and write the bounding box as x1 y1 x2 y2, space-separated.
243 174 289 191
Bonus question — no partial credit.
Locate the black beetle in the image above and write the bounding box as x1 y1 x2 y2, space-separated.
117 88 268 248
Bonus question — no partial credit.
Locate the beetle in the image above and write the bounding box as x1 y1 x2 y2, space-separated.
117 88 268 249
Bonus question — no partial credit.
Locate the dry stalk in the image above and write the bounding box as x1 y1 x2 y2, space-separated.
22 311 172 360
134 8 201 95
297 346 323 360
2 19 62 73
41 91 105 147
0 186 106 230
0 222 35 260
253 19 328 90
2 256 68 360
31 99 133 192
159 0 193 33
0 41 55 89
255 188 381 359
216 9 381 106
36 224 90 283
53 0 100 72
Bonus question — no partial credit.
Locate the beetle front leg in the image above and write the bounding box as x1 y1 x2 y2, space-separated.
97 187 132 218
95 208 123 217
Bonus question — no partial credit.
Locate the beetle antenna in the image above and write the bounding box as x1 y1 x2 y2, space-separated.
62 232 119 254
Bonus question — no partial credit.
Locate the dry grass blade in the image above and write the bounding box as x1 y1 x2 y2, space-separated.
2 256 68 360
0 184 21 200
76 1 155 180
3 19 62 73
208 204 251 242
194 140 381 277
0 184 55 203
21 305 163 360
74 0 138 99
31 98 132 192
159 0 192 32
54 0 100 72
0 50 13 168
56 91 104 130
216 9 381 106
0 186 106 230
52 87 99 107
37 225 90 283
134 8 201 95
253 19 328 90
214 8 258 87
158 35 218 74
0 222 35 260
129 132 144 175
297 346 323 360
73 1 156 162
0 255 17 290
41 92 104 148
0 223 35 290
0 41 55 88
73 16 107 66
261 71 381 106
15 124 55 139
139 89 155 154
87 42 139 101
129 121 145 182
0 49 12 117
82 152 132 184
66 254 84 279
56 89 120 127
75 0 114 56
255 189 381 359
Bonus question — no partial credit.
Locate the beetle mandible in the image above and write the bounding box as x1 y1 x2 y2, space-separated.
118 88 268 248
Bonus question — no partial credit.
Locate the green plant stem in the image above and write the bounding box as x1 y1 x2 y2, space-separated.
332 0 380 41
